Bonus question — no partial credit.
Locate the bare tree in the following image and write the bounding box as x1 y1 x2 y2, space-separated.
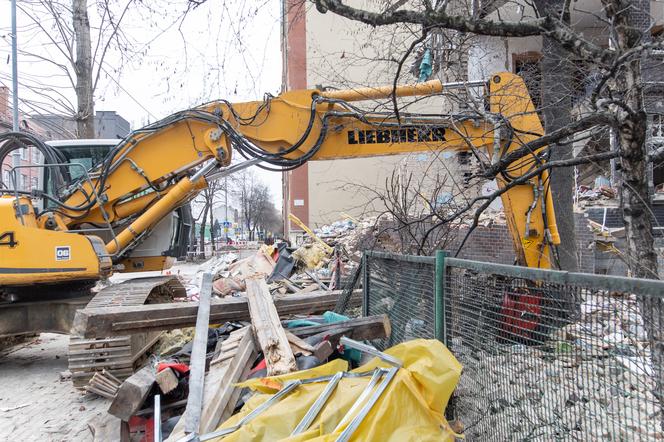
193 179 224 257
11 0 152 137
233 170 276 241
344 167 465 255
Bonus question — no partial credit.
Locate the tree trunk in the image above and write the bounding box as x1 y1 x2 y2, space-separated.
199 204 209 259
534 0 579 272
618 112 658 278
72 0 95 138
613 0 663 429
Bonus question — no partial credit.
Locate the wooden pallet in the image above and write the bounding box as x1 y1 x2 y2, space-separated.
68 276 185 388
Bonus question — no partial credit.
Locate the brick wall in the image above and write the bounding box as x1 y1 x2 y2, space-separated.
448 213 596 271
451 223 516 265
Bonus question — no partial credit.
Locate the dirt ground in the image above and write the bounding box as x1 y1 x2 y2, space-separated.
0 333 108 441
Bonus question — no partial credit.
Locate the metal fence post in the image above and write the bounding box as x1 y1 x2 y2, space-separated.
362 253 370 317
435 250 448 345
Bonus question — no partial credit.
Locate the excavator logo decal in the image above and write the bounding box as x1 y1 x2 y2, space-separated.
55 246 71 261
347 126 446 145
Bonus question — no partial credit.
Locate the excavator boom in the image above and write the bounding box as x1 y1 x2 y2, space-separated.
0 72 559 293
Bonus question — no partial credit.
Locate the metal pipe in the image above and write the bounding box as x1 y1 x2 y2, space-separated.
291 372 344 436
335 367 399 442
320 79 484 102
205 158 261 182
333 369 384 432
321 80 443 102
339 336 403 368
154 395 162 442
198 380 302 441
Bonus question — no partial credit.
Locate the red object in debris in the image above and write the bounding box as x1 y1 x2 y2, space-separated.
500 287 542 339
251 358 267 375
157 362 190 375
128 416 155 442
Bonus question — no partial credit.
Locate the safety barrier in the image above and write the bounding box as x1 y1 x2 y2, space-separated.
349 250 664 441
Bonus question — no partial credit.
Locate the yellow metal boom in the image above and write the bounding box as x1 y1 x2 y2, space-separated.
0 71 559 289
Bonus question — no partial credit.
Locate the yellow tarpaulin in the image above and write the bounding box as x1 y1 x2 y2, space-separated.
208 339 462 441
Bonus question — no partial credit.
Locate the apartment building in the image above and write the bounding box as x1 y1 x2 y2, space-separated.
0 86 48 192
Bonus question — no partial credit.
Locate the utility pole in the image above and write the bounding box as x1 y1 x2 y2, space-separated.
11 0 22 190
11 0 19 133
225 175 229 242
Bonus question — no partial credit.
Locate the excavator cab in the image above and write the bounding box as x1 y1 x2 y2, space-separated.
42 139 193 270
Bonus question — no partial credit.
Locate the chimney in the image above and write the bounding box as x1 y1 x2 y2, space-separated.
0 86 8 119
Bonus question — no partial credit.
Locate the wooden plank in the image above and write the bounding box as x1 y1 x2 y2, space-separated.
246 275 297 376
183 272 213 434
73 289 362 338
287 315 391 342
285 331 316 352
313 340 334 361
85 385 116 399
199 327 255 433
166 327 256 440
108 365 156 421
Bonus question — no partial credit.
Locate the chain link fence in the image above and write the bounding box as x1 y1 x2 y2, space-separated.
349 250 664 441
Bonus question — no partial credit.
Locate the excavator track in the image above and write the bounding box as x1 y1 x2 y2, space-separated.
68 275 186 388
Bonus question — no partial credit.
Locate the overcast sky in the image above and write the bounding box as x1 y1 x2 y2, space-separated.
0 0 283 208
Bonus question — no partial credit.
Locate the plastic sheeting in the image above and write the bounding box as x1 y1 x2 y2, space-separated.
208 339 462 441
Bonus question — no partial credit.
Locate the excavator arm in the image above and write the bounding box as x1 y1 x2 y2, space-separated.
0 71 559 289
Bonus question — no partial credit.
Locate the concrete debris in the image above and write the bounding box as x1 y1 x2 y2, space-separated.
577 183 619 208
212 248 275 296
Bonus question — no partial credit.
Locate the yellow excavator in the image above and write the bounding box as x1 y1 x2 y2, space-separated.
0 72 558 337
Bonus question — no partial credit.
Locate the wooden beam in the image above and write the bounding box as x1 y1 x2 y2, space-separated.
155 367 179 395
287 314 391 342
246 275 297 376
72 289 362 339
183 272 213 434
88 413 122 442
108 365 155 421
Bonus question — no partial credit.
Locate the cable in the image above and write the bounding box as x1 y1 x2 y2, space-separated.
0 132 70 192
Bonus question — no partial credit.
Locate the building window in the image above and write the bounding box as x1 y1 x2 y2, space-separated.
32 149 41 164
20 148 27 161
21 173 28 191
512 52 542 110
30 176 38 191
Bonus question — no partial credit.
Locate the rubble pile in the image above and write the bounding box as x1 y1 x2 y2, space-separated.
315 216 405 260
454 290 661 440
577 183 618 208
62 238 463 441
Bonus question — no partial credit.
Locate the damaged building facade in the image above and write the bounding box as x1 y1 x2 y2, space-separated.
282 0 664 275
281 0 481 243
